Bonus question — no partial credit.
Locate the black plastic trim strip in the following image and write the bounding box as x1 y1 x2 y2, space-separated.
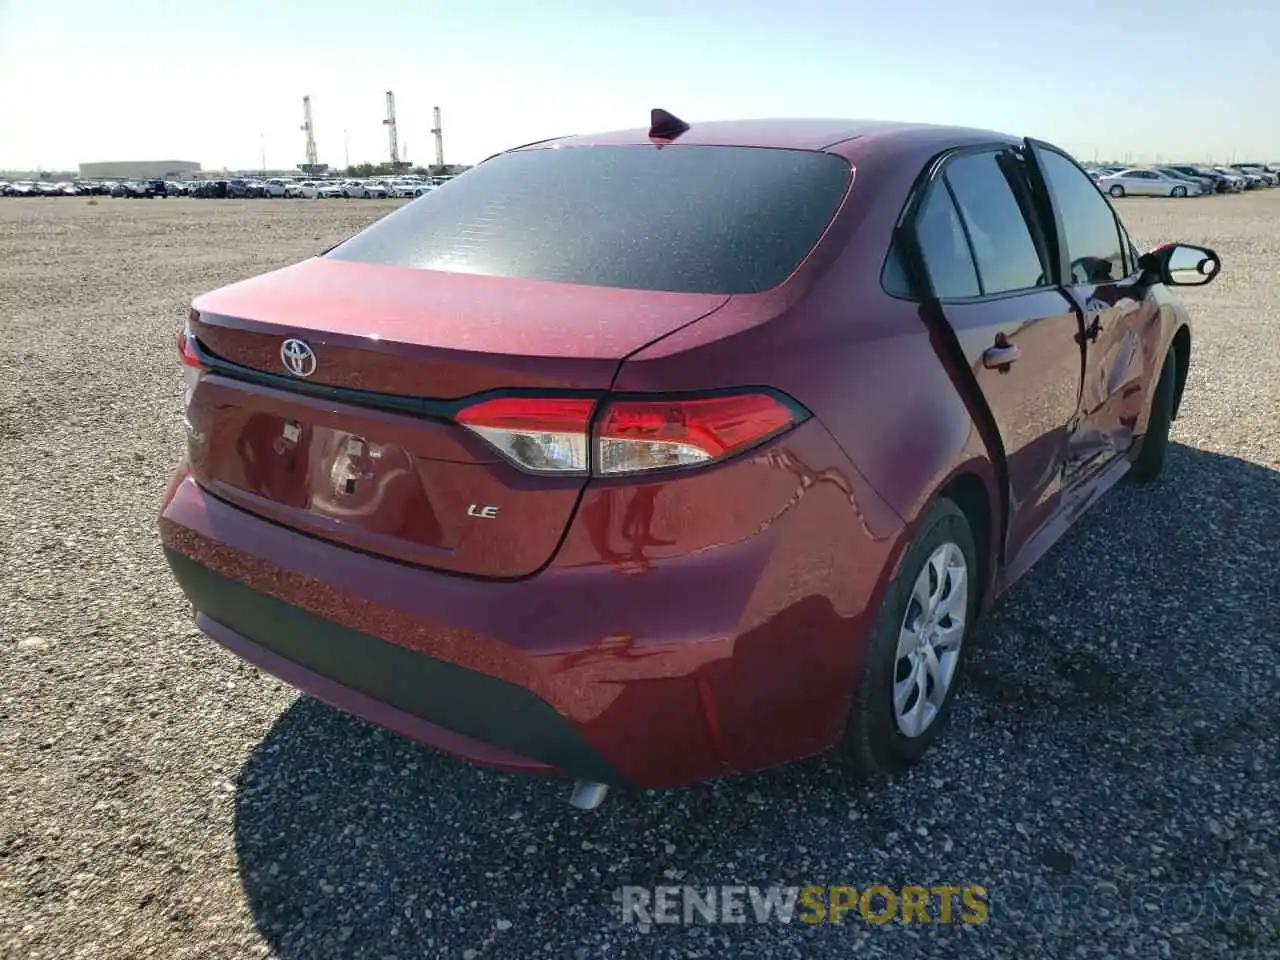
188 335 603 421
189 334 812 464
165 547 628 786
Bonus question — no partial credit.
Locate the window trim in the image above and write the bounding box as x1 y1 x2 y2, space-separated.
1025 140 1133 285
939 177 984 297
881 141 1058 304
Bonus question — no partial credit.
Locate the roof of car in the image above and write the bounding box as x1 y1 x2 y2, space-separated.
516 117 1018 156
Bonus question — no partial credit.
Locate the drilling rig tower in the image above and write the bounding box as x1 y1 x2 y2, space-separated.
431 106 445 169
300 96 319 168
383 90 400 167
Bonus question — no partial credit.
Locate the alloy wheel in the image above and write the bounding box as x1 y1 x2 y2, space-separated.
893 541 969 738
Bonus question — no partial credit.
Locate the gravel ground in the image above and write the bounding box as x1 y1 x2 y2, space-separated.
1 194 1277 960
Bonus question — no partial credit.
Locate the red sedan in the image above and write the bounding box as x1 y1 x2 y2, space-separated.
159 110 1220 808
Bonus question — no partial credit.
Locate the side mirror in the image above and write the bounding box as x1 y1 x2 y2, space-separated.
1138 243 1221 287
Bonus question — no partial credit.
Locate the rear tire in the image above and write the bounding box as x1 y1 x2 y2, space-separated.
1129 350 1177 484
1171 185 1187 198
1109 184 1125 198
840 498 978 777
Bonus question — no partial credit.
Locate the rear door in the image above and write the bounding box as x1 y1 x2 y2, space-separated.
1133 171 1163 196
900 146 1086 565
1027 140 1160 479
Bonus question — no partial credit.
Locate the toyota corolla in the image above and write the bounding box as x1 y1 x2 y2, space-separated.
159 110 1220 808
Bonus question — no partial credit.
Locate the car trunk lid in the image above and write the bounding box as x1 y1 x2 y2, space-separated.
183 258 728 578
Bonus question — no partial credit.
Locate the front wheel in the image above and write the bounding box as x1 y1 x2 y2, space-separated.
1129 350 1177 484
1171 185 1187 198
840 497 978 777
1109 184 1125 198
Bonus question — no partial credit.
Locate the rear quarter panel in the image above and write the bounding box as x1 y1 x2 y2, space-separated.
618 134 1003 572
608 138 1008 750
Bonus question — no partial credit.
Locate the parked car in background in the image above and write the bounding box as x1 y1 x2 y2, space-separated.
1230 164 1278 186
337 179 384 198
1154 167 1216 195
285 181 320 198
1096 168 1202 198
1206 167 1249 191
1218 166 1265 189
261 179 290 198
1167 165 1236 193
110 181 162 198
316 182 344 199
162 114 1220 805
340 180 388 198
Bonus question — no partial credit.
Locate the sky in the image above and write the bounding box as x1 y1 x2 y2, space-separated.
1 0 1277 172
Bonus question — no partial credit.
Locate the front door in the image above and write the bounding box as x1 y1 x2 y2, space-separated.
910 146 1086 566
1027 142 1162 481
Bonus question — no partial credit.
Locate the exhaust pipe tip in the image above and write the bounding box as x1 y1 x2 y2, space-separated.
569 780 609 811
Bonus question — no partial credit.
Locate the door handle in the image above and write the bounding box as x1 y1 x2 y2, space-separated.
983 344 1020 369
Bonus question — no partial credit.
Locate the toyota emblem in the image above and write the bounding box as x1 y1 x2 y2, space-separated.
280 338 317 378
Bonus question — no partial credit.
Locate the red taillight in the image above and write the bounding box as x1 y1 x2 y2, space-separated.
178 327 202 369
178 325 206 410
455 391 803 477
456 396 595 474
595 394 798 475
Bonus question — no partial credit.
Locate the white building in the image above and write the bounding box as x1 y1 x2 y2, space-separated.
79 160 202 180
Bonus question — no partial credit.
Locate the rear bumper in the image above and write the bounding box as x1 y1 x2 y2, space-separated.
159 419 902 789
167 548 620 782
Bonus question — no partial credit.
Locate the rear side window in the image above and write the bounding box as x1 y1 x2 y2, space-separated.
914 184 981 299
326 145 852 294
943 151 1049 295
1034 148 1127 284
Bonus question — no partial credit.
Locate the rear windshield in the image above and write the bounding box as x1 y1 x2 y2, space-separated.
325 145 851 294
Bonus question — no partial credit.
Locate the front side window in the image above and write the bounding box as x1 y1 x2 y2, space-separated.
1035 148 1126 285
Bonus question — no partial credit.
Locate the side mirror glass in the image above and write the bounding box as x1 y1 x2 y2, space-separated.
1142 243 1221 287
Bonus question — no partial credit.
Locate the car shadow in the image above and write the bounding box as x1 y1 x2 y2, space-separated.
232 442 1279 958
